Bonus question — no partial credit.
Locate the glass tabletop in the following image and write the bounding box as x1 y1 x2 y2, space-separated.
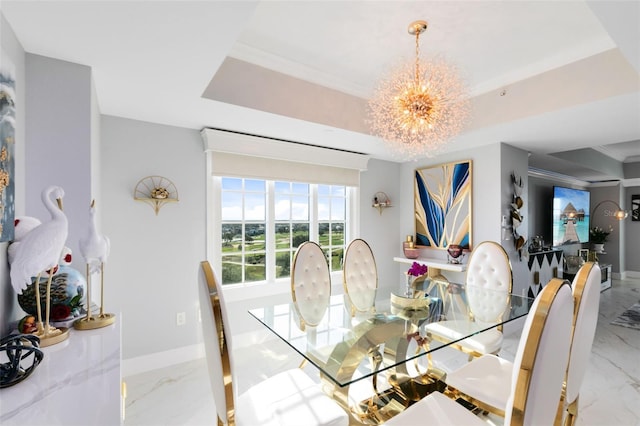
248 283 533 388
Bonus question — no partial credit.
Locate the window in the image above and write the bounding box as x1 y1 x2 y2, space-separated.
218 177 350 285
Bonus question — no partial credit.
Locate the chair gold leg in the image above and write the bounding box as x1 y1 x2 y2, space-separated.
565 397 578 426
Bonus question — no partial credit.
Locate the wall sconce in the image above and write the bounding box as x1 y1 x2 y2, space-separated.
590 200 628 221
134 176 179 215
372 191 392 215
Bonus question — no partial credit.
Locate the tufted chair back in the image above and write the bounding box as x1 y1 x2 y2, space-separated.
343 239 378 315
465 241 513 324
291 241 332 329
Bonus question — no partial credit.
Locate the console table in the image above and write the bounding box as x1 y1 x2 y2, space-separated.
527 249 563 298
0 320 122 425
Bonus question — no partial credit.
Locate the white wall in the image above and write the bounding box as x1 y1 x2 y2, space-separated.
101 115 206 360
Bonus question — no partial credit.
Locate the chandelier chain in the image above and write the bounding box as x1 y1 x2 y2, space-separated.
414 30 421 85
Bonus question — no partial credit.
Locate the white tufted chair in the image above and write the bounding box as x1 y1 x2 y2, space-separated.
198 260 349 426
385 278 574 426
424 241 512 357
559 262 601 425
343 239 378 316
444 263 601 423
291 241 332 330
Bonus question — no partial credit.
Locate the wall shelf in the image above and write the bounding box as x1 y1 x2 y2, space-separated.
372 191 391 215
134 176 179 215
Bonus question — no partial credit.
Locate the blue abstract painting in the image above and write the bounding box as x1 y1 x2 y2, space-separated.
415 160 472 249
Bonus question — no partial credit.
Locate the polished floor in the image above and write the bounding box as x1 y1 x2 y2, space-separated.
124 277 640 425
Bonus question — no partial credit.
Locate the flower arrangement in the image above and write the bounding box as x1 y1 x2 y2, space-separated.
590 226 612 244
407 261 428 277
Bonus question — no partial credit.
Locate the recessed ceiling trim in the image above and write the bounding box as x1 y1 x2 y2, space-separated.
528 167 592 187
229 42 370 98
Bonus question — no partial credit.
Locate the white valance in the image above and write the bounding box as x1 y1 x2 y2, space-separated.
201 128 369 186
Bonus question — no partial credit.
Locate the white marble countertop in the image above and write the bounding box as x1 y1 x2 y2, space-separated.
1 319 122 425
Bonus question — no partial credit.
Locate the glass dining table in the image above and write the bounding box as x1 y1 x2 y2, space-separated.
248 281 532 425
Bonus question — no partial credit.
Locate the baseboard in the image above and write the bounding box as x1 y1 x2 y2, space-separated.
123 343 205 377
621 271 640 279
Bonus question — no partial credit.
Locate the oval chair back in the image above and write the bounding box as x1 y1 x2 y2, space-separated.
465 241 513 324
291 241 331 330
343 239 378 316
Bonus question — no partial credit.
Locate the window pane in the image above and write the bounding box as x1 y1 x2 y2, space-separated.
275 223 291 250
221 192 242 220
245 255 265 282
221 254 242 284
331 186 346 196
275 181 290 193
275 252 291 278
318 185 330 196
318 197 330 220
221 177 242 190
292 183 309 195
292 223 309 247
245 179 265 192
245 223 265 252
274 195 291 220
245 193 265 220
221 224 242 252
331 222 345 245
292 196 309 220
331 198 345 220
318 222 330 246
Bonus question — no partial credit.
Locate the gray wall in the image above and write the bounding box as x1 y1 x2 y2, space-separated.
625 185 640 272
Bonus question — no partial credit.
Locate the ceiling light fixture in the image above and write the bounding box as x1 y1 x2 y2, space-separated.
368 20 470 159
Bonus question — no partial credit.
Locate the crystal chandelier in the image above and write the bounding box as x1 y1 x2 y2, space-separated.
368 20 470 159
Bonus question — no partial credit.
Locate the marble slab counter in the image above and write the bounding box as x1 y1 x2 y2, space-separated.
1 319 122 425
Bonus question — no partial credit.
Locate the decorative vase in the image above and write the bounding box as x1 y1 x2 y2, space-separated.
403 235 420 259
447 244 464 264
592 243 605 253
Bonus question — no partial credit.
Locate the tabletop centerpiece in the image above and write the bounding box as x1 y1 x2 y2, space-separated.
590 226 612 253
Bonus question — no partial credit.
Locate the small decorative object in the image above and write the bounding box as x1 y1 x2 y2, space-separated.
0 334 44 388
9 186 70 347
372 191 391 214
510 172 527 260
403 235 420 259
150 187 169 199
405 261 428 297
134 176 178 215
446 244 464 264
590 226 612 253
75 199 115 330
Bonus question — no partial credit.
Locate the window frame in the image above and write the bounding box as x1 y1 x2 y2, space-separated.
209 175 358 298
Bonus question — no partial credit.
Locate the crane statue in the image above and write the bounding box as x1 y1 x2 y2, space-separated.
75 199 115 329
9 186 69 347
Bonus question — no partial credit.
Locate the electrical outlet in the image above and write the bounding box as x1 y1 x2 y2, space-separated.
176 312 186 326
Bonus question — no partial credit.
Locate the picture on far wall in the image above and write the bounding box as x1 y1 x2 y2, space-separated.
414 160 472 250
0 49 16 242
632 194 639 222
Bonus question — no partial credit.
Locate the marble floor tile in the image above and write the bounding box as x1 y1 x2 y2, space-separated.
124 278 640 425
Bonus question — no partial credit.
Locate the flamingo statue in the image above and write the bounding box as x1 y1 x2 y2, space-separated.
75 199 114 329
9 186 69 346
